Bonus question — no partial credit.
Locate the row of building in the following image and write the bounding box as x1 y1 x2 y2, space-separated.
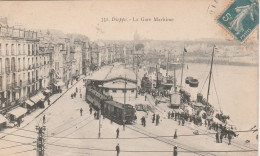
0 21 140 114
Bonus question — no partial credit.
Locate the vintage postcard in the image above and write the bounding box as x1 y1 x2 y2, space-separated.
0 0 258 156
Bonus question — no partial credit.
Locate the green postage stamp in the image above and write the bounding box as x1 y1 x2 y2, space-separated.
218 0 259 42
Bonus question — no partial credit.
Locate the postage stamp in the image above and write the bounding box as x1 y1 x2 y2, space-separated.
217 0 259 42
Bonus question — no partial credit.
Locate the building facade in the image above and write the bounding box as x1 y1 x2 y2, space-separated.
0 24 41 113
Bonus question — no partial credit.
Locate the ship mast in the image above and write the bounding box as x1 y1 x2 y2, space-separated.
206 45 215 106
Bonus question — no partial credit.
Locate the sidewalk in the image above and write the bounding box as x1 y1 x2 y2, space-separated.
18 75 86 129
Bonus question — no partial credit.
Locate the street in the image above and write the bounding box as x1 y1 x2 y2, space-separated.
0 74 256 156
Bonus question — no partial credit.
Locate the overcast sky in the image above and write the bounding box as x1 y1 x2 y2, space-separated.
0 0 257 41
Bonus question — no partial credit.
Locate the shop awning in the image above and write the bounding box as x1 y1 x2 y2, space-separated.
56 81 65 86
8 107 27 119
25 100 35 107
44 89 51 93
0 114 7 124
173 109 184 113
30 95 41 103
37 93 45 101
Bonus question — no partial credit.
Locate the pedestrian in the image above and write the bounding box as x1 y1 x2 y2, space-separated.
90 107 92 115
220 132 223 143
156 114 160 126
171 111 174 119
116 128 120 138
74 92 76 98
174 129 178 139
145 95 147 101
17 119 20 127
116 144 120 156
97 111 100 120
152 114 155 123
48 99 50 105
94 111 97 119
228 133 232 145
80 108 83 116
76 87 78 93
143 117 146 127
182 119 185 126
168 111 171 119
134 115 137 123
71 93 73 99
43 115 46 123
216 132 219 143
174 146 178 156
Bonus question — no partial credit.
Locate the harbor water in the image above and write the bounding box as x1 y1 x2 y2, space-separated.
163 63 258 143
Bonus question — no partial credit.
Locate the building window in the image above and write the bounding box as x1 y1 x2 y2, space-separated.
105 88 109 92
28 72 30 83
18 58 21 71
112 89 117 93
28 58 30 69
11 44 14 55
28 44 30 55
18 44 21 55
36 44 38 55
23 58 25 70
5 58 10 73
0 76 2 91
0 58 2 74
23 44 25 54
32 44 34 55
11 57 15 72
131 89 134 93
122 90 127 93
6 44 8 55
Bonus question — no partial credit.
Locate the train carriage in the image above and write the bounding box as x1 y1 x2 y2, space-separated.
85 83 136 125
102 101 135 124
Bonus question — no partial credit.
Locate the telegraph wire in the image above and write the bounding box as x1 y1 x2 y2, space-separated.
0 144 32 150
48 115 93 138
45 129 258 140
0 137 33 146
47 110 85 132
4 149 35 155
49 118 94 144
0 127 255 141
48 113 92 134
46 142 258 153
0 131 35 139
12 127 37 133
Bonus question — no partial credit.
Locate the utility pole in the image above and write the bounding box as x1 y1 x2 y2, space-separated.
36 126 46 156
123 73 126 130
135 59 138 98
156 64 159 96
180 48 185 88
166 50 170 77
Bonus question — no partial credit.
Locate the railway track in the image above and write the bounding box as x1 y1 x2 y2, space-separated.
127 124 216 156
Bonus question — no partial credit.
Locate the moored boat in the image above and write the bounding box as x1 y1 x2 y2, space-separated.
189 78 199 87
